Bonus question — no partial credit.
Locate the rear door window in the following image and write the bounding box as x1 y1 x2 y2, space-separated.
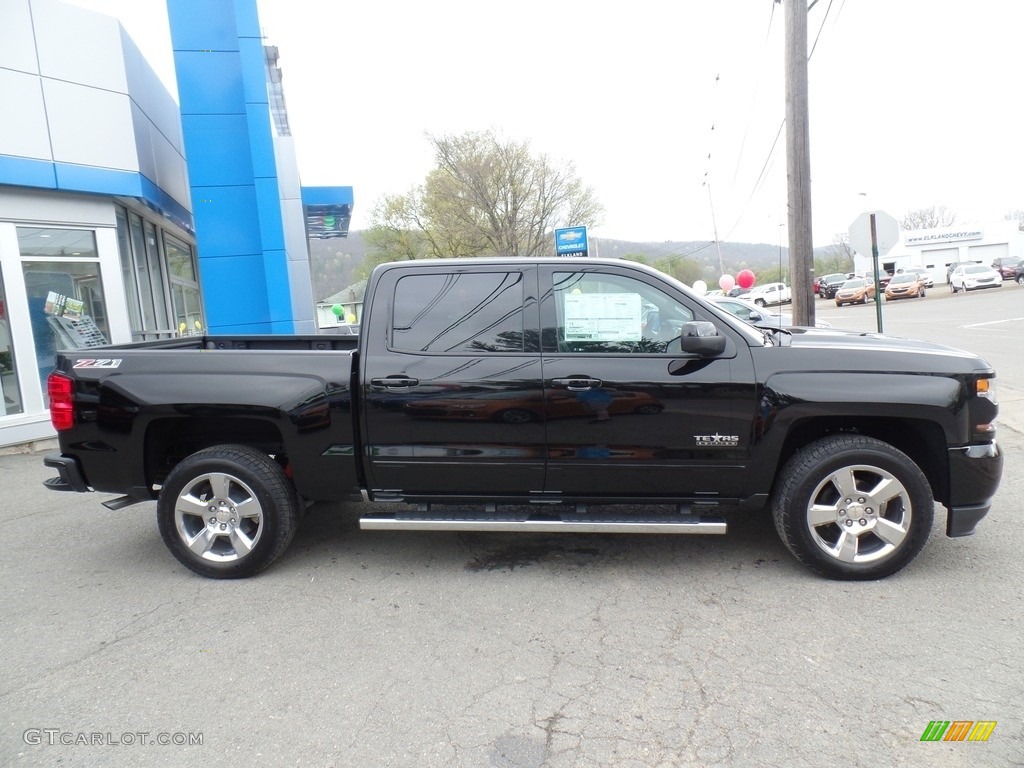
392 272 530 353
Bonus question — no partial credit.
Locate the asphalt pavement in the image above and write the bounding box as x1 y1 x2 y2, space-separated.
1 285 1021 767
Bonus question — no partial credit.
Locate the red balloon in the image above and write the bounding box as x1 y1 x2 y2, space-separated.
736 269 756 289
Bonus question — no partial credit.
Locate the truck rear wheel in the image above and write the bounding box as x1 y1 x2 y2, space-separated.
157 445 299 578
771 435 933 580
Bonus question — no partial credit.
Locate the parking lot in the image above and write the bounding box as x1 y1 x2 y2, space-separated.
1 284 1021 767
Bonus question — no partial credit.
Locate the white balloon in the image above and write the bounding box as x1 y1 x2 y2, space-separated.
692 279 708 296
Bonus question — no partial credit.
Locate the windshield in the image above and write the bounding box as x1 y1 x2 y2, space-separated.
890 274 916 285
964 265 990 275
841 279 865 289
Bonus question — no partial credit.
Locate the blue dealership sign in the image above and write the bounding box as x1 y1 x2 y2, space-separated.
554 226 589 256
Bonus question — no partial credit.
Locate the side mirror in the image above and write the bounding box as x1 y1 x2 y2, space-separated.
679 321 726 356
747 311 763 322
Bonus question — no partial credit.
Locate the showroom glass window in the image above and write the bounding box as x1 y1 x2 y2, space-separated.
165 234 203 335
17 227 109 398
0 267 24 416
115 206 173 339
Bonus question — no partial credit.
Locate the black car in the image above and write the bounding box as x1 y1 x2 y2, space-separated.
817 273 848 299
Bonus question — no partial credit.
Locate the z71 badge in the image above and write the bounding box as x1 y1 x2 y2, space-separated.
695 433 739 447
73 358 122 369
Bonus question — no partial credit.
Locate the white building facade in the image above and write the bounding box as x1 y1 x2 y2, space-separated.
852 221 1024 286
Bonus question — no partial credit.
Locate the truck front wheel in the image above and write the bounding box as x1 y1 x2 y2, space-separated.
157 445 299 578
771 435 933 580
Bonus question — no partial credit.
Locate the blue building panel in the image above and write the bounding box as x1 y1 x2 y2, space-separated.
173 50 246 116
238 37 272 106
0 155 57 189
254 177 286 251
189 184 263 257
244 104 278 179
179 113 255 187
301 186 355 206
231 0 262 39
196 252 271 327
137 175 195 233
54 163 143 197
166 0 240 52
261 248 294 326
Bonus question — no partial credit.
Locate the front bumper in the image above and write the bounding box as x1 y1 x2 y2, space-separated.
945 442 1002 537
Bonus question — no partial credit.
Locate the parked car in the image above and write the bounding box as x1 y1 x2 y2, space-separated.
906 267 934 288
858 270 892 288
816 273 848 299
991 257 1022 280
946 261 977 283
835 277 876 306
1014 263 1024 285
744 282 791 307
709 296 831 328
884 272 926 301
949 263 1002 293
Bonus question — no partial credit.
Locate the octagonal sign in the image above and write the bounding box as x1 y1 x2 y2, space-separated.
849 211 900 257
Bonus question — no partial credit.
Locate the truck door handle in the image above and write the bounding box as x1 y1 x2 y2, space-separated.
370 376 419 388
551 377 603 390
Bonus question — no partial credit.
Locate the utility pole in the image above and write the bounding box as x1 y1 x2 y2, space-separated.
785 0 815 326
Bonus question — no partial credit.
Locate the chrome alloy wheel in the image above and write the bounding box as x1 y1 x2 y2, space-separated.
173 471 265 563
805 464 911 564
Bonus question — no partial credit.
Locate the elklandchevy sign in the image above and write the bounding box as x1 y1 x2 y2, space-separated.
905 230 983 246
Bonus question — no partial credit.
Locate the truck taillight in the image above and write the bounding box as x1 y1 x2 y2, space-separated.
48 373 75 431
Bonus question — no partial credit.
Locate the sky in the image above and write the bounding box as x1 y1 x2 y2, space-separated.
64 0 1024 248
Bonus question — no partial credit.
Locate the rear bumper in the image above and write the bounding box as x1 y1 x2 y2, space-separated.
946 442 1002 537
43 453 90 493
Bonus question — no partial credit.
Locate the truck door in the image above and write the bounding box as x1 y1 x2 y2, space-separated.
539 264 757 500
360 265 545 498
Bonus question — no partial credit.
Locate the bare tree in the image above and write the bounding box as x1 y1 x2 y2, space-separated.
365 129 604 263
814 233 855 276
900 205 957 231
1004 210 1024 232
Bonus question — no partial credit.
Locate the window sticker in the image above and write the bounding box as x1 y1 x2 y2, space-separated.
564 293 642 342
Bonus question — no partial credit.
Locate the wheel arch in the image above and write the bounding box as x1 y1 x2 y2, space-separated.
771 417 948 505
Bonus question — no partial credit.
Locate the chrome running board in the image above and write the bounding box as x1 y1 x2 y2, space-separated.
360 505 727 535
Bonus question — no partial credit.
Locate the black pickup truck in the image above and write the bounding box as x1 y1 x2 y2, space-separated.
43 258 1002 581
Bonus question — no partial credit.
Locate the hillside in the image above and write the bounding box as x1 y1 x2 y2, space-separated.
306 232 821 301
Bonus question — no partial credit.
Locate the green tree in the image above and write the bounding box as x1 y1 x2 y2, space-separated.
365 129 603 265
814 234 855 276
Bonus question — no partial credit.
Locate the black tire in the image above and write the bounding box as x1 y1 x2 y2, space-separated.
157 445 299 578
1016 275 1024 286
771 435 933 580
919 289 926 298
754 299 766 307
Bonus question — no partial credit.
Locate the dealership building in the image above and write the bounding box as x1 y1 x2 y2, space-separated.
852 221 1024 285
0 0 351 446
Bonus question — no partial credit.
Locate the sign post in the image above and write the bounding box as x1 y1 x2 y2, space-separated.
849 211 900 333
554 226 589 257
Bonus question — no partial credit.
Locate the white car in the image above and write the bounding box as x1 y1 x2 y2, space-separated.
743 282 791 307
710 296 830 329
949 264 1001 293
